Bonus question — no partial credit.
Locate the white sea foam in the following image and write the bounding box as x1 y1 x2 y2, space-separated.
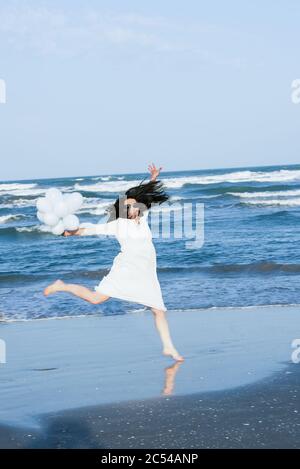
91 175 115 181
91 175 124 181
0 183 37 192
0 188 46 197
0 214 22 224
0 183 48 197
78 198 114 216
74 180 142 193
0 198 38 209
199 194 222 199
162 169 300 188
229 189 300 198
243 198 300 207
16 224 52 233
15 226 35 233
75 169 300 192
4 302 300 323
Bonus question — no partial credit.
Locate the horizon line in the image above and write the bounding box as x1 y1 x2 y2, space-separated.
2 161 300 184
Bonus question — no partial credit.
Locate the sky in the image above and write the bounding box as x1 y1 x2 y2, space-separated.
0 0 300 181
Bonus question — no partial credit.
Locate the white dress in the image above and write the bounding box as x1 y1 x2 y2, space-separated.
79 211 167 311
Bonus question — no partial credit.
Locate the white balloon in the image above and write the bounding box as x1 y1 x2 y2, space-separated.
54 201 69 218
45 188 63 204
36 197 53 213
36 211 45 223
51 220 65 236
68 192 83 212
63 214 79 231
43 212 60 227
36 189 82 232
74 192 83 208
63 195 75 214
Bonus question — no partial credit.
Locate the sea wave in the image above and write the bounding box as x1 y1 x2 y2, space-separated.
2 302 300 323
242 198 300 207
0 183 37 191
17 224 53 233
91 175 125 181
0 184 77 199
158 262 300 274
0 313 93 323
74 180 142 193
0 214 23 224
0 269 110 284
0 198 38 209
209 262 300 274
161 169 300 188
91 176 110 181
10 169 300 198
78 198 114 216
229 189 300 198
0 181 46 197
0 188 46 197
2 262 300 283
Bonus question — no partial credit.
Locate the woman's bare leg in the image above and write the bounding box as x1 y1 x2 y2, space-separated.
151 308 184 361
44 280 110 305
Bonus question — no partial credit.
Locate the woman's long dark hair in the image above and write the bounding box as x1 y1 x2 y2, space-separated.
106 179 169 221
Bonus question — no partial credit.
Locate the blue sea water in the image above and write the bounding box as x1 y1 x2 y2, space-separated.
1 164 300 321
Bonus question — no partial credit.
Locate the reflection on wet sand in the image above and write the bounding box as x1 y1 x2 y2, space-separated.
162 361 184 396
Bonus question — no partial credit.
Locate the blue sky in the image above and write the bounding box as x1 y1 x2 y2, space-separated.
0 0 300 180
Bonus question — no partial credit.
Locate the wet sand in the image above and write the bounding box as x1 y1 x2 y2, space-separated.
0 305 300 448
1 363 299 449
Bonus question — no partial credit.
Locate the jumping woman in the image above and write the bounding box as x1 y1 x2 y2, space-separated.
44 164 184 362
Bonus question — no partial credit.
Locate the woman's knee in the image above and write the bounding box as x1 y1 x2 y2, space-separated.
151 308 165 316
90 293 109 305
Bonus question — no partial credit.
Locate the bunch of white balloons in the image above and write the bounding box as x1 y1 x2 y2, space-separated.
36 188 83 235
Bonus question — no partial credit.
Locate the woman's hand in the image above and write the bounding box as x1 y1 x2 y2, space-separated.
148 163 163 181
62 228 85 237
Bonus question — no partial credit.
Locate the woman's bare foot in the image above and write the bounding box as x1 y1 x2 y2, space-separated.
163 347 185 362
44 279 65 296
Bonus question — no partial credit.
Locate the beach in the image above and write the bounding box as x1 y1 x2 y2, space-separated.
1 305 299 448
1 0 300 453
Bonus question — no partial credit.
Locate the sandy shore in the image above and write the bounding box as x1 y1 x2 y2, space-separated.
1 363 299 449
0 305 300 448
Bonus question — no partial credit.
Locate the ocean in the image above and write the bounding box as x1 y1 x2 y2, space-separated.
1 164 300 321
